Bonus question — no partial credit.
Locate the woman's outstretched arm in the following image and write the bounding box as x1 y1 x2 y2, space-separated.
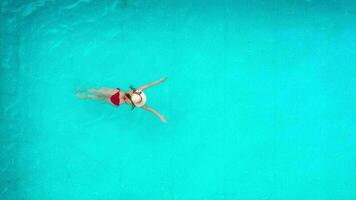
138 77 167 91
141 105 167 123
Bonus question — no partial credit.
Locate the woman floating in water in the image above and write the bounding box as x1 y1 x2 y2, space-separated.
77 77 167 123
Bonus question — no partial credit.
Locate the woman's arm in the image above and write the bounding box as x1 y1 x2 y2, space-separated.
141 105 167 123
138 77 167 91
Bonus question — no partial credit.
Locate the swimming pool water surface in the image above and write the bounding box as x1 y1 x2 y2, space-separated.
1 0 356 199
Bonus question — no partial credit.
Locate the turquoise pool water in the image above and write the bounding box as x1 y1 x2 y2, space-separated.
1 0 356 199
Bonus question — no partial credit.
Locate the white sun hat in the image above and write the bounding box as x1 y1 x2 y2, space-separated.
131 90 146 107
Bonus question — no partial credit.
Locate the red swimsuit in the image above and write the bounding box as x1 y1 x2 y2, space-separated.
110 91 121 106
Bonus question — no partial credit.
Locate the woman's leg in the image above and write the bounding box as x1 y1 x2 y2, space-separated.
77 88 106 100
77 92 105 100
88 89 103 95
89 88 116 97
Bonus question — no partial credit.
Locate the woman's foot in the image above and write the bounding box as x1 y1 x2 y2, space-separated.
77 92 88 99
76 87 87 99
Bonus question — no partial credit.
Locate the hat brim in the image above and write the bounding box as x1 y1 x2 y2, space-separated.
133 92 146 107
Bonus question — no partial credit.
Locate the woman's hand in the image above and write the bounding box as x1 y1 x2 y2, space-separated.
160 77 167 83
160 115 167 123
